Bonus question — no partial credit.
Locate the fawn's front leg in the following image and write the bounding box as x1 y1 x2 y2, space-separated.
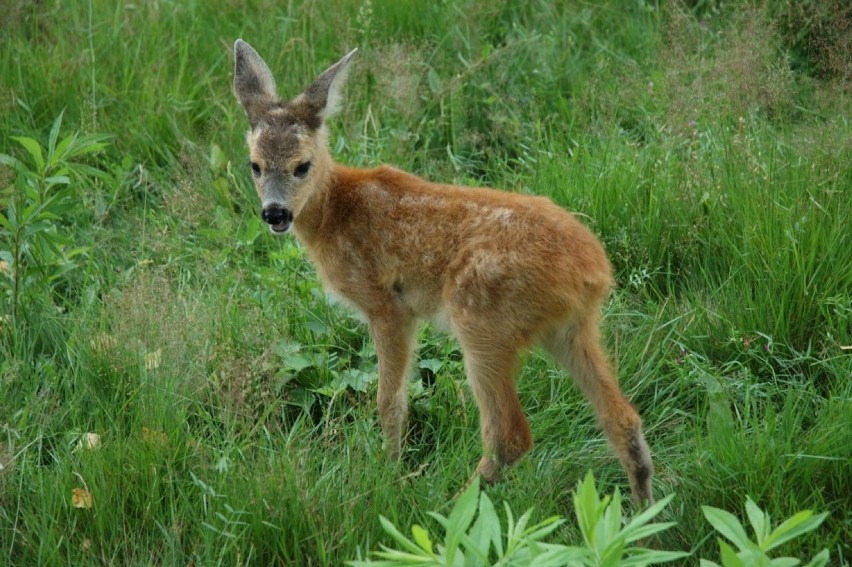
369 309 417 458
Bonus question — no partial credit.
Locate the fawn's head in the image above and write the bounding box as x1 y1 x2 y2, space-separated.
233 40 356 234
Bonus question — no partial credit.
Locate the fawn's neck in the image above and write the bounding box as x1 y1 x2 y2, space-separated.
291 153 339 246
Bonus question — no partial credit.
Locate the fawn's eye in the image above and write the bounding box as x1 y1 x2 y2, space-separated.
250 161 261 177
294 161 312 178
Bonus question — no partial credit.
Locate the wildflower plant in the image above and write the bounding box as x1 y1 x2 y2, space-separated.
0 111 109 322
349 472 688 566
700 497 830 567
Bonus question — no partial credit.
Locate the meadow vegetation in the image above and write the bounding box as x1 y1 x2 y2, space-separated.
1 1 850 564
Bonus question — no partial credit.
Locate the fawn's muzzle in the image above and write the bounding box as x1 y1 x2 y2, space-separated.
261 204 293 233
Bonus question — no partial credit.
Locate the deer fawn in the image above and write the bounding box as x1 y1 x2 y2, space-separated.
233 40 653 505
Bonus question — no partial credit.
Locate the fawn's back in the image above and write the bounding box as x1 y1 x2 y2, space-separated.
311 163 614 346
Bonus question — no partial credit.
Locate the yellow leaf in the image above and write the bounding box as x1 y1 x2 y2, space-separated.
89 333 117 353
411 524 434 554
144 348 162 370
72 487 93 509
75 432 102 452
142 427 167 445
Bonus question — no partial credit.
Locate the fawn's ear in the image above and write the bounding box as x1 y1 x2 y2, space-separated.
233 39 277 127
301 48 358 121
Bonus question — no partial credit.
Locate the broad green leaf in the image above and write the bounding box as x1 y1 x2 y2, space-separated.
444 477 480 564
447 477 479 534
283 387 315 412
454 531 489 566
511 508 532 546
620 492 677 544
66 134 110 158
410 524 434 556
418 359 443 373
36 228 74 247
619 521 679 543
39 197 77 216
803 549 830 567
272 341 316 373
718 540 747 567
22 179 40 201
209 143 228 172
602 487 622 542
427 67 442 94
700 560 723 567
372 547 434 562
63 246 90 259
46 262 78 282
592 497 614 553
12 136 45 171
425 511 449 531
378 516 425 556
69 162 110 179
45 175 71 186
0 213 13 232
281 351 314 372
704 373 736 444
0 153 19 167
702 506 753 551
518 517 564 543
599 539 625 567
762 511 827 552
53 133 75 164
574 471 604 548
21 201 44 224
503 502 516 542
736 548 773 567
768 558 801 567
24 220 54 237
745 497 770 545
618 549 692 565
468 490 502 557
528 546 587 567
339 368 373 392
47 109 64 164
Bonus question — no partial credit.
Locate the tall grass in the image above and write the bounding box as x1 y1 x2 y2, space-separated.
1 1 850 565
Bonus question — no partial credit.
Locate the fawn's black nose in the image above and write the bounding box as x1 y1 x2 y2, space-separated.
261 205 293 233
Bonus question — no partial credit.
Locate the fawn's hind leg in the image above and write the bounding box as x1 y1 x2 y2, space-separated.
541 318 654 505
369 309 417 459
456 339 533 483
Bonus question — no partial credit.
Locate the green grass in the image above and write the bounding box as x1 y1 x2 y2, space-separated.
1 1 850 565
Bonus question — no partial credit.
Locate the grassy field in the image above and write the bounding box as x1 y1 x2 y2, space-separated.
1 0 850 564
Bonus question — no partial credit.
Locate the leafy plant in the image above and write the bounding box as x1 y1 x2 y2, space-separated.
559 472 688 566
349 471 688 566
0 111 110 322
700 498 830 567
348 475 563 566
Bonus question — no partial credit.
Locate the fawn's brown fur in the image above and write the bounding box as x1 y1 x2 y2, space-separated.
233 40 654 504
